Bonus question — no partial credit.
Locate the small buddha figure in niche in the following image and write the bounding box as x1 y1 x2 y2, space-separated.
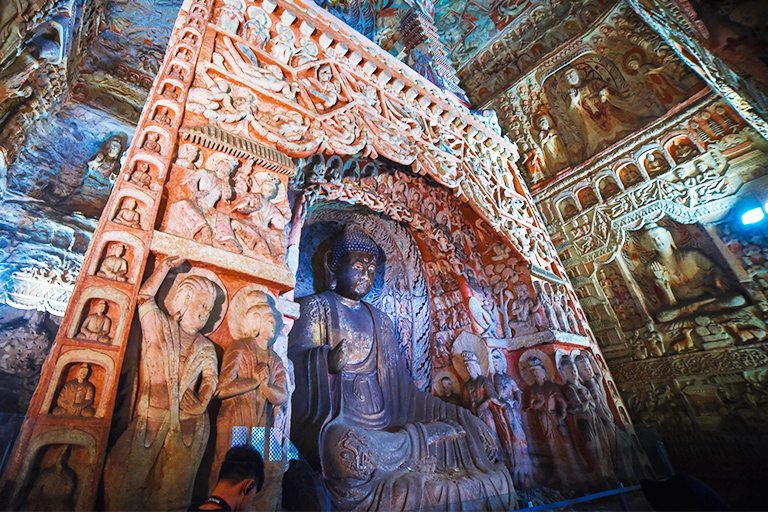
104 257 219 511
672 140 698 163
600 178 621 199
154 106 172 125
437 375 462 406
142 132 161 153
644 152 669 176
52 363 96 417
129 162 153 188
640 223 745 322
97 243 129 282
212 289 289 487
21 445 77 511
620 165 643 187
288 225 514 511
76 300 112 343
113 197 141 229
579 187 598 208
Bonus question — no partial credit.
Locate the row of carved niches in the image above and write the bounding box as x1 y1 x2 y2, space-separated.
160 143 290 266
554 133 707 223
433 339 646 494
580 219 768 364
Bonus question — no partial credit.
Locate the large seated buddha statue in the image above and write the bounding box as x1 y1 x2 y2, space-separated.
288 225 514 511
641 223 745 323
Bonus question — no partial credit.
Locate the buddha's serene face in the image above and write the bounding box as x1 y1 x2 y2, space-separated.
560 363 578 384
466 361 482 380
335 251 377 301
492 352 506 373
77 365 90 381
530 365 547 385
646 228 672 252
576 358 594 380
441 377 454 396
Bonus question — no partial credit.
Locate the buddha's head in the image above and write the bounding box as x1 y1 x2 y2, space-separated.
527 357 547 385
76 363 91 382
463 351 482 380
565 67 581 86
559 357 578 384
168 275 217 334
491 348 507 374
574 353 594 381
328 225 380 301
440 376 455 396
242 291 280 347
641 223 676 253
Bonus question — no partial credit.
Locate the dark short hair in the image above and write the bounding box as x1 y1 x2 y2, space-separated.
219 446 265 492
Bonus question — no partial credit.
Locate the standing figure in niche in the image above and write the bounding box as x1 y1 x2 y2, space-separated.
104 257 219 511
52 363 96 417
231 177 289 259
461 351 506 453
87 135 125 180
535 282 561 331
559 356 613 488
288 225 514 511
491 349 534 488
524 357 583 490
114 197 141 229
212 290 289 487
564 66 645 155
97 243 129 282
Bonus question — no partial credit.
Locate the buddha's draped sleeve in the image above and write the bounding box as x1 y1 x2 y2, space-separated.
287 292 336 469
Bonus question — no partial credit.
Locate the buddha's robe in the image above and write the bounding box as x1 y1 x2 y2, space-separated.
289 291 514 511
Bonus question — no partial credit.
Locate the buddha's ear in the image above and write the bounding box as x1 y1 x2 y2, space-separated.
324 252 336 291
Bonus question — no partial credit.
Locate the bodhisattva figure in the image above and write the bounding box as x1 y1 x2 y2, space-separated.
461 351 506 447
288 225 514 511
559 357 613 488
574 354 637 483
114 197 141 229
491 349 534 488
97 243 129 282
104 257 219 511
525 357 583 491
76 300 111 343
52 363 96 417
212 290 289 487
641 223 745 322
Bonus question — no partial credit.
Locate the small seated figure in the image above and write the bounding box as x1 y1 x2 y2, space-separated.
97 243 129 282
130 162 153 188
154 106 172 125
113 197 141 229
600 178 621 199
77 300 112 343
142 132 161 153
672 141 698 163
52 363 97 417
289 225 514 511
644 152 670 176
641 223 745 322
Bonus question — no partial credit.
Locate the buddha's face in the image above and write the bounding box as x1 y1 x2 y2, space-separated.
108 140 122 158
466 361 482 379
566 68 580 85
77 365 90 381
560 363 578 383
530 365 547 385
492 352 506 373
576 357 594 380
441 377 454 396
335 251 377 301
646 228 673 252
174 288 214 334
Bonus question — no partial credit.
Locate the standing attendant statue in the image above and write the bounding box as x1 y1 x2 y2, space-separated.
288 225 514 511
491 349 534 488
212 289 289 488
104 257 219 511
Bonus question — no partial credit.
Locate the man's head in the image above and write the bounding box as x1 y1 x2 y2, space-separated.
328 225 380 301
217 446 265 511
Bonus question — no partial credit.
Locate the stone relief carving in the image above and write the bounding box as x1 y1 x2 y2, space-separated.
96 243 129 282
104 258 221 511
21 445 78 511
52 363 96 417
112 197 142 229
75 300 111 344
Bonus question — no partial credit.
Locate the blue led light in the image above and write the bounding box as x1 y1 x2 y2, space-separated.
741 207 765 225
